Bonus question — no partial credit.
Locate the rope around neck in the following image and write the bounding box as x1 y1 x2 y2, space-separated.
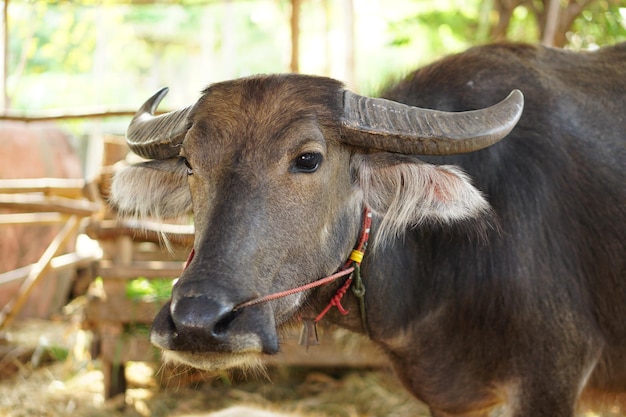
233 207 373 343
233 267 355 311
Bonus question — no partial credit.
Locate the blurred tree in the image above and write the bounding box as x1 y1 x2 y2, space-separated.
566 0 626 48
490 0 625 47
5 0 625 113
8 2 97 107
388 0 624 52
385 0 484 66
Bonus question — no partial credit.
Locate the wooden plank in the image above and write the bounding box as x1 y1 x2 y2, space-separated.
0 251 98 286
99 323 160 364
86 219 194 245
97 260 184 279
0 109 139 122
85 296 166 324
97 240 189 263
0 212 67 225
0 178 85 198
0 194 100 216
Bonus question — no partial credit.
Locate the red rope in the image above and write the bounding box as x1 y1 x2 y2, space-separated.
184 248 195 270
313 207 372 322
234 267 355 311
314 275 353 321
185 207 373 323
232 208 372 321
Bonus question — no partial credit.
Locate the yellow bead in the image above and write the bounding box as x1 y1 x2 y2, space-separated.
349 250 364 263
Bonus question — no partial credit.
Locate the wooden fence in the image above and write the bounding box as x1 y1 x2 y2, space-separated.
0 126 387 400
0 178 100 330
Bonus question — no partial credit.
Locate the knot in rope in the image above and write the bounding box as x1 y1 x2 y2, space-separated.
309 209 372 334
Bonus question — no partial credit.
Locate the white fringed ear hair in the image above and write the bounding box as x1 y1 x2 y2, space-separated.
355 153 491 247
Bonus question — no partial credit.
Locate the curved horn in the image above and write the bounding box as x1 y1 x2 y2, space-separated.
126 87 195 160
341 89 524 155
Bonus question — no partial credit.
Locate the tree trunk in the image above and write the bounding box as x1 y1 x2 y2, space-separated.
492 0 598 47
490 0 522 41
541 0 561 45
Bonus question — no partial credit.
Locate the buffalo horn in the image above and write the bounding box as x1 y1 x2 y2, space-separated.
341 89 524 155
126 87 194 160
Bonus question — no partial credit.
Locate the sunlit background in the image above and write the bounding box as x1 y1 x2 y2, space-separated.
4 0 626 116
0 2 625 416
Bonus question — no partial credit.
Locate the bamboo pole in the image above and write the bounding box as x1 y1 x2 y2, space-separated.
0 178 85 198
85 219 194 245
0 215 81 330
0 251 98 286
0 212 66 225
0 194 100 216
0 109 138 122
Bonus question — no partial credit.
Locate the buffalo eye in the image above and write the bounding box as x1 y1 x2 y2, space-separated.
182 157 193 175
292 152 322 173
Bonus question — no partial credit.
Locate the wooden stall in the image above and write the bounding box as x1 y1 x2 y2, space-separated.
83 135 388 399
0 128 387 399
75 134 175 397
84 228 387 397
84 217 193 398
0 180 100 329
0 121 103 329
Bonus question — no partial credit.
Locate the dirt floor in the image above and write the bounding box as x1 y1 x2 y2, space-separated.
0 319 623 417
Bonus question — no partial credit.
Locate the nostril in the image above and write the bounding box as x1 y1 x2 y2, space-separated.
171 296 235 338
155 295 278 354
213 309 239 336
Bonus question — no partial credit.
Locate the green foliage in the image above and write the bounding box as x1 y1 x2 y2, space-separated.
568 1 626 48
7 1 291 111
126 277 174 302
6 0 626 112
385 0 626 52
506 6 540 43
386 0 495 58
47 345 70 361
10 3 96 74
389 10 480 48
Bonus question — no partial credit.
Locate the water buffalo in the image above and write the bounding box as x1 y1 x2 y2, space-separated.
110 42 626 416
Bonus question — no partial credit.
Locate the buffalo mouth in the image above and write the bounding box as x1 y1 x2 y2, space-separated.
159 349 265 372
150 299 280 370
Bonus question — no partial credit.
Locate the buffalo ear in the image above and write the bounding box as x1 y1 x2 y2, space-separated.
354 153 491 246
110 158 192 221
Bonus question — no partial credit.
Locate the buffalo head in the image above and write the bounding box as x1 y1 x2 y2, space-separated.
110 74 523 371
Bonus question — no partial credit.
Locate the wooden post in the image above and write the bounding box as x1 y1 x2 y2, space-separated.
541 0 561 46
100 321 127 399
290 0 301 73
323 0 332 76
221 0 236 79
341 0 355 89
